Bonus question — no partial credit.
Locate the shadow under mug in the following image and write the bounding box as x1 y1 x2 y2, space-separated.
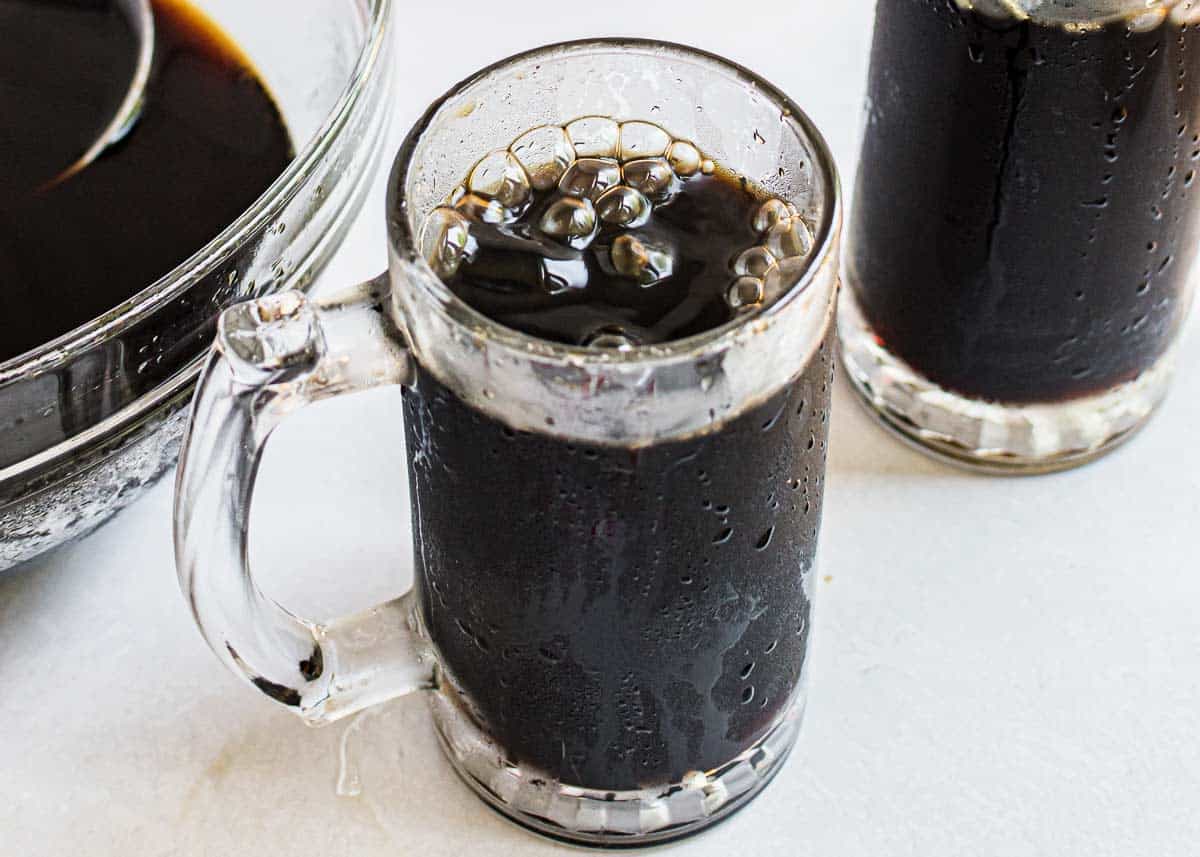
174 39 841 847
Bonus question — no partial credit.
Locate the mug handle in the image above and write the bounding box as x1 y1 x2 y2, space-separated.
173 276 436 726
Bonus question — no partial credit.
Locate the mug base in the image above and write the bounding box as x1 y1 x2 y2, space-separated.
427 689 803 848
837 287 1174 475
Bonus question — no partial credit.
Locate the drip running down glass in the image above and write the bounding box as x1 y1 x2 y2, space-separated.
174 40 841 846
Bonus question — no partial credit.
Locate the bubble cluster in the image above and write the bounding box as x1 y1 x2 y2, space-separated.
721 198 817 312
419 118 817 346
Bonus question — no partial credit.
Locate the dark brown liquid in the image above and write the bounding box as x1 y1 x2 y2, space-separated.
850 1 1200 403
0 0 293 363
408 343 833 790
446 169 770 346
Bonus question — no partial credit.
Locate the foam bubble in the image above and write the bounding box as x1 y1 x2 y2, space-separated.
455 193 514 224
765 218 813 259
566 116 620 159
619 121 672 162
734 246 778 279
623 158 679 202
538 196 599 249
596 186 652 228
468 150 531 210
753 199 791 234
611 234 674 286
559 158 622 201
727 276 765 310
666 140 703 177
583 326 639 350
510 125 576 191
420 207 473 278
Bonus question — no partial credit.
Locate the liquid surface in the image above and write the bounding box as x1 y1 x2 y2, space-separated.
850 0 1200 402
406 341 833 790
0 0 293 363
421 119 815 348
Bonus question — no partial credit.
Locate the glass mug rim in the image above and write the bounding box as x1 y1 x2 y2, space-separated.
386 37 842 371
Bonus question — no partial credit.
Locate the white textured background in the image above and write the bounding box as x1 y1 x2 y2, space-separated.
3 1 1199 854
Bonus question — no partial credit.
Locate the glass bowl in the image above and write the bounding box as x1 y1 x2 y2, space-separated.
0 0 394 571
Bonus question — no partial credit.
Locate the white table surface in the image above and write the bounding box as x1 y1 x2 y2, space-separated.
4 2 1200 854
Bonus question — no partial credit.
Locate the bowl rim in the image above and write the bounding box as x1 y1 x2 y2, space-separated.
0 0 393 385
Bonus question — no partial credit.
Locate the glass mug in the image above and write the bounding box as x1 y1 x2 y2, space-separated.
174 40 841 846
842 0 1200 473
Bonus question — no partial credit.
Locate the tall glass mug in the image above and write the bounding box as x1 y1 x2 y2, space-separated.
174 41 841 846
842 0 1200 472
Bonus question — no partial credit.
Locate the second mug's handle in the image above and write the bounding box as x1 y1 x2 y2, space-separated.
173 276 436 725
